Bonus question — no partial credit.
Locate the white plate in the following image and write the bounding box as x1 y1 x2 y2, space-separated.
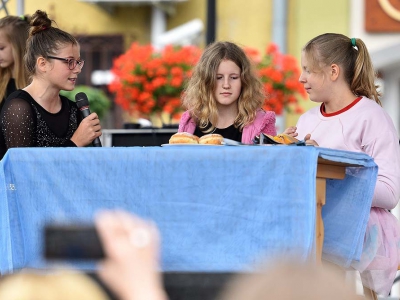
161 143 223 146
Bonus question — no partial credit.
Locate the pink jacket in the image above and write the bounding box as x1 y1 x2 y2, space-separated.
178 110 276 144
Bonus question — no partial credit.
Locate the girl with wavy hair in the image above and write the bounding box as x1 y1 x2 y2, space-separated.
179 41 276 143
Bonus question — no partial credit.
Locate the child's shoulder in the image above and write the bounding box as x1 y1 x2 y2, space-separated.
178 110 196 133
5 89 33 104
254 109 275 120
252 109 276 129
356 97 388 118
180 110 191 122
358 96 381 108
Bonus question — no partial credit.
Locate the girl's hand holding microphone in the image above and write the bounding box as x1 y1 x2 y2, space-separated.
71 112 102 147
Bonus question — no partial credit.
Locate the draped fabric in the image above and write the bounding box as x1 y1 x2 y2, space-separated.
0 146 377 274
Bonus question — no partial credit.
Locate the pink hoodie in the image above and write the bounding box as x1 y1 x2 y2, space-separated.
178 109 276 144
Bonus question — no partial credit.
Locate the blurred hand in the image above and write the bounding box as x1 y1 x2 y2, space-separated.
95 210 167 300
71 112 102 147
283 126 298 138
304 134 319 146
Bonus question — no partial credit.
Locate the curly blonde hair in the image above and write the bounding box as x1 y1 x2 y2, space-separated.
182 41 265 132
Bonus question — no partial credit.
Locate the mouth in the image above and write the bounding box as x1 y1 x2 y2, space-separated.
68 78 77 83
220 92 232 96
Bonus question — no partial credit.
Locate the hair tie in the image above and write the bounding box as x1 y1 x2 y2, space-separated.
351 38 356 47
19 15 25 20
42 26 47 31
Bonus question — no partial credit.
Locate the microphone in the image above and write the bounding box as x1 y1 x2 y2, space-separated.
75 92 102 147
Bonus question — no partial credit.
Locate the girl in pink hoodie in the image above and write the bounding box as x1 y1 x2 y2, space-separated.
179 41 276 144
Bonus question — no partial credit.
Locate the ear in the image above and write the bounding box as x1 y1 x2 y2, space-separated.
36 56 48 73
330 64 340 81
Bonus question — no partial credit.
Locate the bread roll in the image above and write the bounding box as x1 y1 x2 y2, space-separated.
169 132 200 144
199 133 224 145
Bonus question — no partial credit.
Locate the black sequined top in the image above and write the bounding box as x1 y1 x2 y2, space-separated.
0 90 82 159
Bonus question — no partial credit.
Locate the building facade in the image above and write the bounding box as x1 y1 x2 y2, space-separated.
1 0 398 133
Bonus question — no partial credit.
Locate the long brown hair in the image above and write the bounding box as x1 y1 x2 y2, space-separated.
182 41 265 131
0 15 30 102
303 33 381 105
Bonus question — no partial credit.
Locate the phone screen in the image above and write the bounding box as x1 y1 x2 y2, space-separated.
44 225 105 260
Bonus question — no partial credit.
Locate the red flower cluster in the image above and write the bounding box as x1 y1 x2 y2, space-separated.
109 42 305 120
108 43 201 120
245 43 307 115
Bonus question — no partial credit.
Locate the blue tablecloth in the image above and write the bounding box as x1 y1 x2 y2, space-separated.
0 146 377 273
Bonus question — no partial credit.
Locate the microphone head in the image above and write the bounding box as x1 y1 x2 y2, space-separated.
75 92 89 108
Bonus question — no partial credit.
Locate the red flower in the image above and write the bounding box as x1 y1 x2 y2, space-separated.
109 42 305 120
247 43 307 115
266 43 279 55
244 47 262 64
108 43 201 120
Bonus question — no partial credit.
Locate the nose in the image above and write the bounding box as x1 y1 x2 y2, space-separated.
222 78 230 89
299 72 306 83
73 66 82 74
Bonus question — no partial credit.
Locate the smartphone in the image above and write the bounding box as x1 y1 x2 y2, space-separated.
44 225 105 260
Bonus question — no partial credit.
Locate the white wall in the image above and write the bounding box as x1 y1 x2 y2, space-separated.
351 0 400 134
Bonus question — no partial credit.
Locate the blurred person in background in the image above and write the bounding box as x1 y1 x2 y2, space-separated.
95 210 167 300
219 261 360 300
0 210 362 300
0 15 30 112
0 270 109 300
95 210 361 300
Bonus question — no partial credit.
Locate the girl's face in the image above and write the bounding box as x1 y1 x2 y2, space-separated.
299 51 331 103
214 59 242 108
0 30 14 70
45 43 82 91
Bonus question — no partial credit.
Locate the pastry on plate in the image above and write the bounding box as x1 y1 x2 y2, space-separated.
169 132 200 144
199 133 224 145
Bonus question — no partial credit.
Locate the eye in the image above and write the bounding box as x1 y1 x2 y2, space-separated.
216 76 223 80
231 76 239 80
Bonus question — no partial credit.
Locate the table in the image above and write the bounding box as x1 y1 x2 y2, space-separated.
315 157 363 262
0 146 377 273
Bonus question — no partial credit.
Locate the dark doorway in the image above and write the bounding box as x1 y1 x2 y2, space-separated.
75 35 125 128
76 35 124 87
